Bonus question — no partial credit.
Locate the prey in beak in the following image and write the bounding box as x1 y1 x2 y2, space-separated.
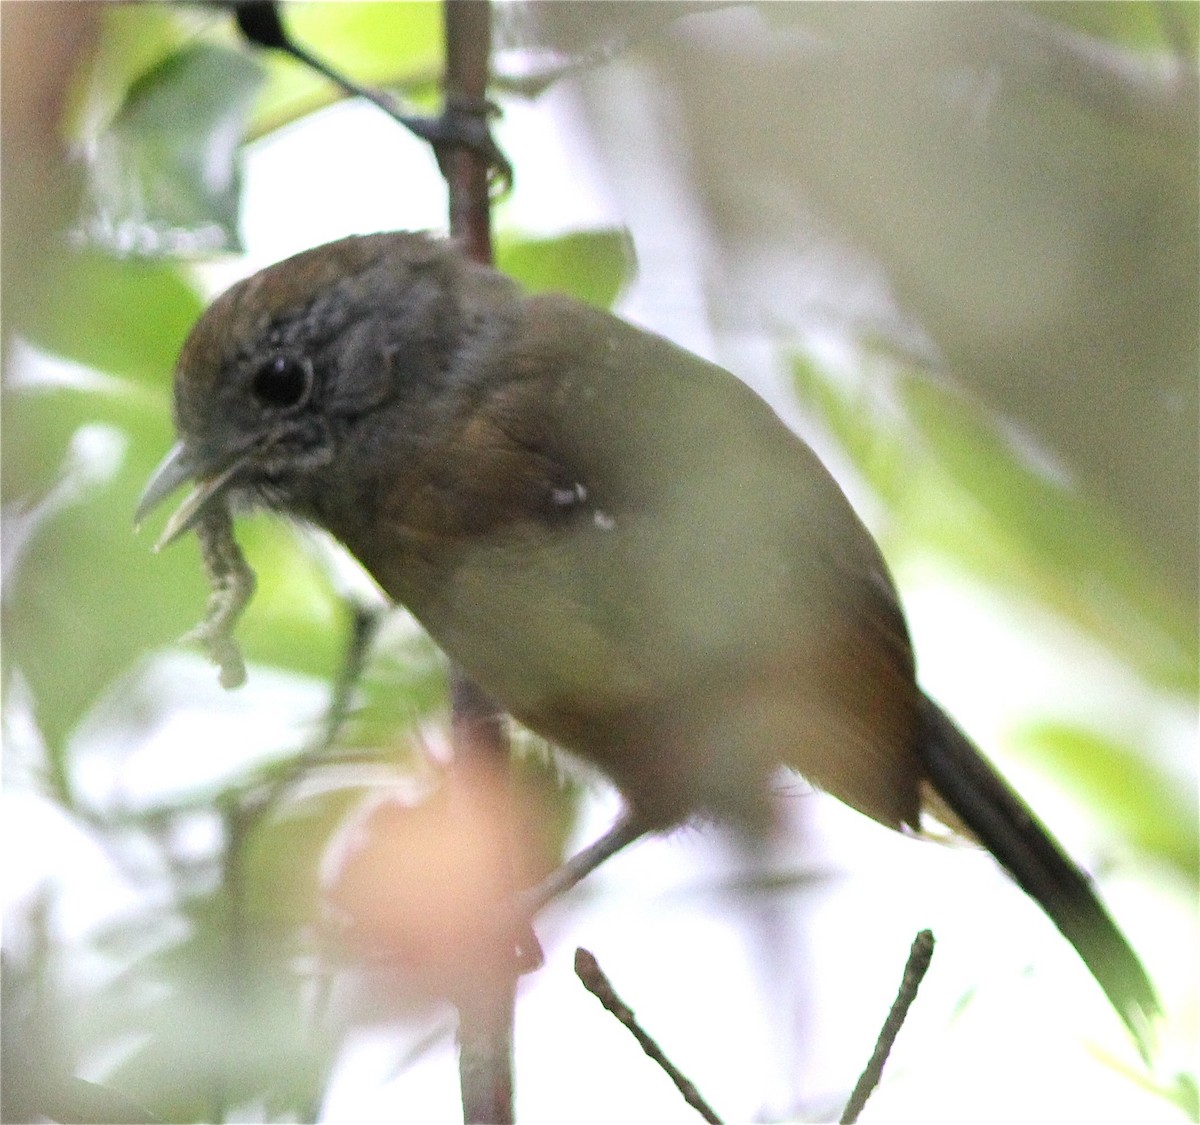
136 441 257 689
135 442 250 552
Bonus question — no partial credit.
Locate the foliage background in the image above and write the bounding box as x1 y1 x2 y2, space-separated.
2 3 1196 1122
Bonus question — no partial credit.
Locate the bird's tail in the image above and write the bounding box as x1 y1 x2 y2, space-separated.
917 693 1158 1055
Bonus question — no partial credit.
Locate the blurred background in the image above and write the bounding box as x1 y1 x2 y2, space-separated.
2 2 1196 1122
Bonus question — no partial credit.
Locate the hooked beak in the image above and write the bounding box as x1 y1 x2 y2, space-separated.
135 441 248 552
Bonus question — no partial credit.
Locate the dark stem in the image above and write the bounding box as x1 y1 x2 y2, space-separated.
574 948 723 1125
442 0 496 265
439 4 518 1123
839 929 936 1124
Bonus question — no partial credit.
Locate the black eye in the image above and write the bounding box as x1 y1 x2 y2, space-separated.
251 354 312 409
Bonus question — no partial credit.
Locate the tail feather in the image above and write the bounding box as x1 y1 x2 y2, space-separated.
918 694 1159 1053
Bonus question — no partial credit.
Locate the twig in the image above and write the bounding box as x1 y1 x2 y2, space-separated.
239 600 383 824
840 929 936 1124
575 948 723 1125
234 0 512 187
449 677 517 1125
312 602 382 757
441 1 498 265
436 4 520 1123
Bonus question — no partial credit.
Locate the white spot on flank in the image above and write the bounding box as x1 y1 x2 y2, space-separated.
593 510 617 531
551 482 589 508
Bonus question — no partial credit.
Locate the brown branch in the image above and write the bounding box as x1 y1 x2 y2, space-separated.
442 0 496 265
575 948 723 1125
840 929 936 1124
437 5 519 1123
448 675 517 1125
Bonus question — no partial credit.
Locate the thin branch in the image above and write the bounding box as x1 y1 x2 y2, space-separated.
441 0 499 264
575 948 723 1125
437 5 520 1124
840 929 936 1124
233 0 512 186
448 677 517 1125
239 599 383 823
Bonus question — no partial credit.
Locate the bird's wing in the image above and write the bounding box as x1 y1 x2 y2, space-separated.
423 293 925 828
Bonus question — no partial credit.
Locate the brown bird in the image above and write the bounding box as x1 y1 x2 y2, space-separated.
138 231 1157 1046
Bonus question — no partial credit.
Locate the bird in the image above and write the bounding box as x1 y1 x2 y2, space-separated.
137 230 1157 1047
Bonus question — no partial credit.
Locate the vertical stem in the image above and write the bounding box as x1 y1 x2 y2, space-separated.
449 675 516 1125
438 3 517 1122
443 0 495 265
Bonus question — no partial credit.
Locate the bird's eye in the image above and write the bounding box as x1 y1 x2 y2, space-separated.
251 354 312 409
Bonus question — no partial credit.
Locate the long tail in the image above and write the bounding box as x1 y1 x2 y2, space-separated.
918 694 1159 1053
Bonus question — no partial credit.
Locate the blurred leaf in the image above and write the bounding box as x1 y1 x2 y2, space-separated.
511 735 584 873
347 628 448 752
1171 1073 1200 1120
899 373 1196 690
789 351 911 510
496 229 636 309
94 888 333 1123
240 787 366 932
1 382 207 765
16 249 203 385
790 352 1198 695
1024 1 1194 52
77 43 265 257
63 2 195 144
1014 721 1199 879
249 0 443 136
2 393 339 774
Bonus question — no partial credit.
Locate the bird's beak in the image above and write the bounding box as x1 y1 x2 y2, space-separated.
135 441 246 552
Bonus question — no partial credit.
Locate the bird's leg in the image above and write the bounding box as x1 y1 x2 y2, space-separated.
517 810 649 918
508 811 647 973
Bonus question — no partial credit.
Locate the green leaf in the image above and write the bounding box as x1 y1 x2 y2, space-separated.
239 786 367 931
1024 1 1194 53
93 885 335 1123
249 1 444 136
346 628 448 752
2 382 209 764
1013 720 1199 878
76 43 265 257
63 3 195 144
17 248 203 385
496 229 636 310
1 390 340 773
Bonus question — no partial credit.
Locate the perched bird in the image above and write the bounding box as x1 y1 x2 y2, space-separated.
138 231 1157 1045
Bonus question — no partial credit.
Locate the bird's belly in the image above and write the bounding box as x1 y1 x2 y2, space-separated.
374 518 921 832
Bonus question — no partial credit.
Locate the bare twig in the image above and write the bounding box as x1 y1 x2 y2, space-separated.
840 929 936 1124
441 1 498 264
449 677 517 1125
312 602 383 756
575 948 723 1125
